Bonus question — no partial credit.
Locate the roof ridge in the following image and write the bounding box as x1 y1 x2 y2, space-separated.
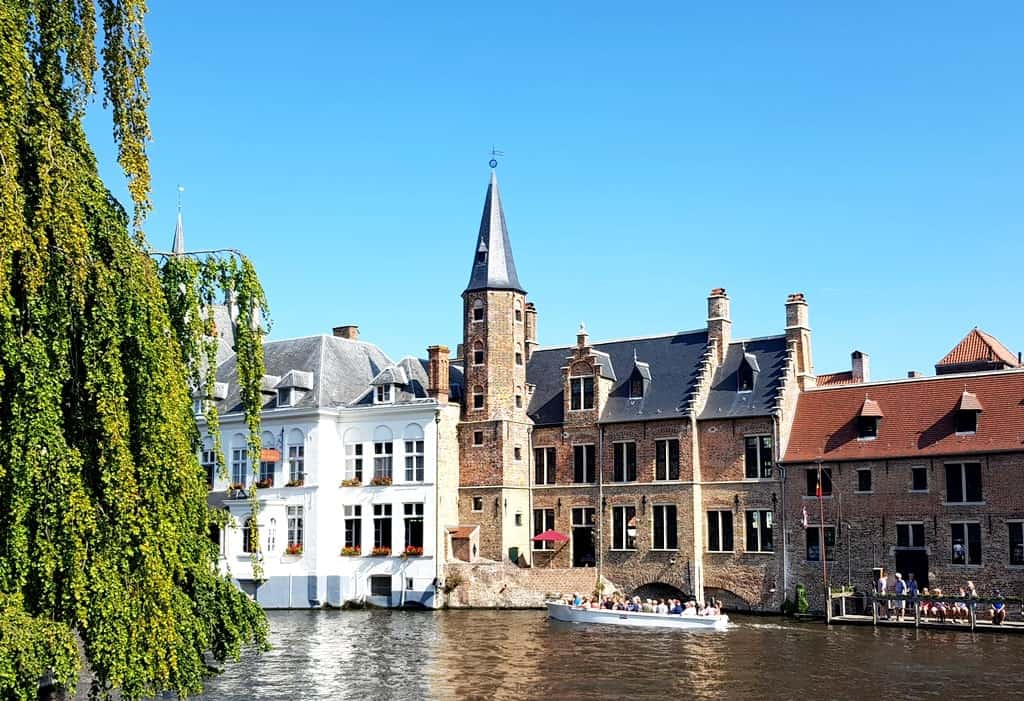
806 366 1024 391
531 327 707 352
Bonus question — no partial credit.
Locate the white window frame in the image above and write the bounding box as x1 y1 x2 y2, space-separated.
373 441 393 480
1008 520 1024 566
895 521 925 548
287 505 303 548
651 504 678 551
744 435 773 480
910 465 929 493
533 508 555 550
569 376 594 411
375 384 393 404
654 439 680 481
343 505 361 550
230 446 249 487
471 496 484 512
707 510 734 552
345 443 363 482
534 447 556 485
611 505 637 551
572 444 596 483
404 440 425 482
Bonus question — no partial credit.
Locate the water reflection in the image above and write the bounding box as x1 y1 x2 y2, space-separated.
183 609 1020 700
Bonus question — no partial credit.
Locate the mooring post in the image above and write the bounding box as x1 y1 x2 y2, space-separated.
970 602 976 631
872 595 878 625
914 598 920 628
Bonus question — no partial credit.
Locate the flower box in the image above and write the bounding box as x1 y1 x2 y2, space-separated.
369 476 392 487
402 546 424 558
284 544 303 556
340 478 362 487
255 478 274 489
340 546 361 557
370 547 392 557
284 478 305 488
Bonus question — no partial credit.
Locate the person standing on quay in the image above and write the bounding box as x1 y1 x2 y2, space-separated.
893 574 907 621
907 573 919 617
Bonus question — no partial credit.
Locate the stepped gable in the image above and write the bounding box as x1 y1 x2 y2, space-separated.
699 336 789 419
784 370 1024 462
526 330 708 426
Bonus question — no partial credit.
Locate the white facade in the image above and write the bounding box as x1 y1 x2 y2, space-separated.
205 397 449 609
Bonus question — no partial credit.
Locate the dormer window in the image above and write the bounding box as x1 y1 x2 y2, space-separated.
857 397 883 439
376 384 393 404
278 388 293 407
570 377 595 411
857 416 879 439
955 390 982 434
738 353 759 393
630 377 644 399
476 250 487 264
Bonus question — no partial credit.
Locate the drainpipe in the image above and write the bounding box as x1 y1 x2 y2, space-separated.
597 424 605 583
774 411 789 601
434 408 441 607
689 413 703 601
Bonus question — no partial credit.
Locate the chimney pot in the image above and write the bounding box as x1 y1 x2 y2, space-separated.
333 325 359 340
907 370 923 378
851 350 870 383
426 345 451 404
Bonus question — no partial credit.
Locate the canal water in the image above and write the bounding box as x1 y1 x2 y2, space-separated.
184 609 1020 700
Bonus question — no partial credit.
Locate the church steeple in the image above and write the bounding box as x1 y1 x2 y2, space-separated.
171 185 185 255
465 171 525 295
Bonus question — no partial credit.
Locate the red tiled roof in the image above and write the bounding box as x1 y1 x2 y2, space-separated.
937 328 1019 368
816 371 856 387
448 526 477 539
859 397 884 417
959 390 983 412
784 370 1024 463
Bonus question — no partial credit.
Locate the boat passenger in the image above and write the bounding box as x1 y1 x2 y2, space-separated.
701 602 716 616
670 600 683 615
656 600 669 615
572 592 583 607
641 599 654 613
682 601 698 617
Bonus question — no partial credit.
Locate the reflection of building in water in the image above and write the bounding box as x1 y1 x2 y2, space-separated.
784 328 1024 610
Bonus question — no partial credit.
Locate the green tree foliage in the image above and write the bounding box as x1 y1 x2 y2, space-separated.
0 2 268 698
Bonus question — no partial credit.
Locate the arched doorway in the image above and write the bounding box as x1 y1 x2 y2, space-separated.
704 587 751 611
631 582 687 602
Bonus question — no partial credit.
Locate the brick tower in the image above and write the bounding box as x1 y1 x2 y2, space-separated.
458 170 534 563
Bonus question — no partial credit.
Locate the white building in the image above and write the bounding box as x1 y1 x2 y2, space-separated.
203 327 460 609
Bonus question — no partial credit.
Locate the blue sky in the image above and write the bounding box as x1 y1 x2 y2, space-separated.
85 2 1022 379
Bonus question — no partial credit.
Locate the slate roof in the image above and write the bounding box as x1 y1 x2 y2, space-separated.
216 335 393 413
936 328 1019 370
526 330 708 426
784 369 1024 463
464 172 525 294
699 336 789 420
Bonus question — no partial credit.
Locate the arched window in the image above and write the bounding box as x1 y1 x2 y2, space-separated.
514 300 523 323
344 427 364 483
404 424 425 482
472 299 485 322
472 340 485 366
287 428 305 485
230 433 249 488
267 517 277 553
473 385 484 411
242 517 256 554
373 426 394 483
515 345 524 366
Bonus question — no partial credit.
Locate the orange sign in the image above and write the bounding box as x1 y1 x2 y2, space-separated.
260 448 281 462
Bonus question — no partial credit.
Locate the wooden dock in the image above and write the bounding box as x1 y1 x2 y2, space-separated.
826 590 1024 634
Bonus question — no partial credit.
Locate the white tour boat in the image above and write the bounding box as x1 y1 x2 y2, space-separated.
546 601 729 631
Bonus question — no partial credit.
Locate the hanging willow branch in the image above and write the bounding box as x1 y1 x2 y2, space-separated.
1 3 269 700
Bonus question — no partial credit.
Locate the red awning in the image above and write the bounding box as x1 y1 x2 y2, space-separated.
531 529 569 543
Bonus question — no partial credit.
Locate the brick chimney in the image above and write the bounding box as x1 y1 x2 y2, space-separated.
427 345 450 404
851 350 870 383
525 302 539 360
333 325 359 340
785 293 814 389
706 288 731 366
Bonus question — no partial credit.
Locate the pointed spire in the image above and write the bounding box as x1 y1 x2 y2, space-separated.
171 185 185 255
464 170 525 294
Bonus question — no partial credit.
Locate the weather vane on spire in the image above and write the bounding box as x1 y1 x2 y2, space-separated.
489 146 504 169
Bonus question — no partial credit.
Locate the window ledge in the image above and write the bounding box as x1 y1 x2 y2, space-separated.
944 502 986 507
804 560 836 564
950 564 983 568
856 436 878 442
650 548 679 552
707 550 735 554
854 490 873 495
607 480 639 485
744 551 776 556
610 548 637 552
954 432 977 437
908 489 929 494
802 495 833 500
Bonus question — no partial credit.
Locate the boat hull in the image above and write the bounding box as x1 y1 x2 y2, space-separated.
546 602 729 630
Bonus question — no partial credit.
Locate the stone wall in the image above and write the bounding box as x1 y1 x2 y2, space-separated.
443 561 618 608
784 452 1024 612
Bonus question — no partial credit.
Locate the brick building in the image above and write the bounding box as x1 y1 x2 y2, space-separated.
782 329 1024 611
449 170 808 609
